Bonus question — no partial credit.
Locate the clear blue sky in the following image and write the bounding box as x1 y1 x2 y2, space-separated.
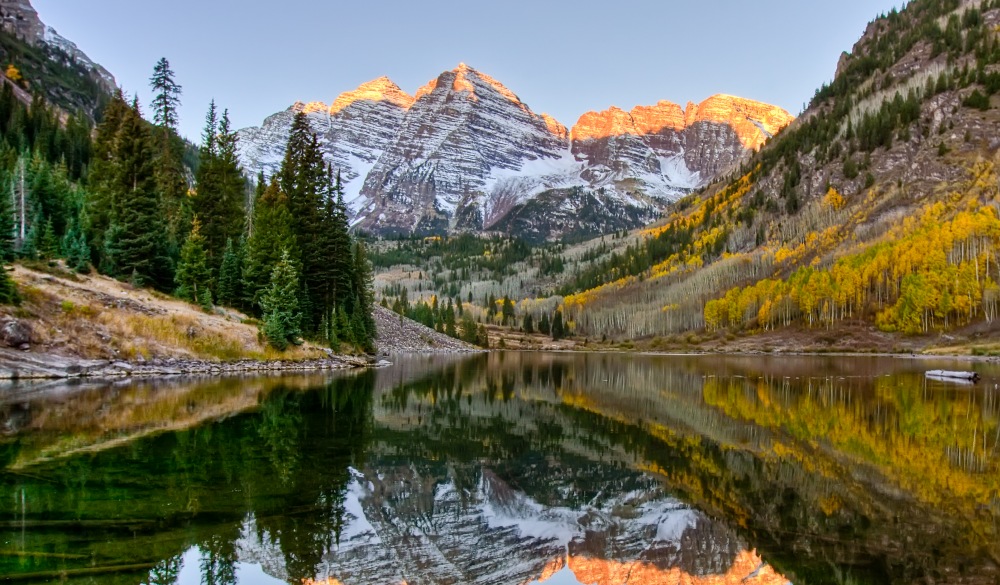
33 0 902 142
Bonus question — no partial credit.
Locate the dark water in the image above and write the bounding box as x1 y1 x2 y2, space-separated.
1 353 999 585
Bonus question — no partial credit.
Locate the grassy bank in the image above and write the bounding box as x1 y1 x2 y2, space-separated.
2 263 331 362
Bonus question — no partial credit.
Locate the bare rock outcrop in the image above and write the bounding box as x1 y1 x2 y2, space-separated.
373 305 479 354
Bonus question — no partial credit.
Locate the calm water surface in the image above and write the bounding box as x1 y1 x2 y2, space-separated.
1 352 999 584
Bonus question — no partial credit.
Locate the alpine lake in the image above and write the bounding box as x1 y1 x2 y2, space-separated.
1 352 999 585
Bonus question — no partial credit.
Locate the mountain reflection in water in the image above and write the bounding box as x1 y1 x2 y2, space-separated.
1 352 998 584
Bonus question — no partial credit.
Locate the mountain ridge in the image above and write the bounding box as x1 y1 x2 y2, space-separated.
236 64 793 241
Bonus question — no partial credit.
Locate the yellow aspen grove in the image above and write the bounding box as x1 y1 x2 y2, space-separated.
704 205 1000 334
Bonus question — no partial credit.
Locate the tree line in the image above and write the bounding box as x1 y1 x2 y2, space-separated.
0 57 375 352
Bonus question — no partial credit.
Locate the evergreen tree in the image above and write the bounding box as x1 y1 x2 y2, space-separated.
260 249 302 351
278 111 328 335
175 217 212 308
63 227 90 273
105 100 173 289
551 310 565 341
0 174 15 261
0 264 18 305
84 90 129 262
243 180 297 311
217 237 244 308
313 168 352 344
336 305 353 345
193 104 245 272
522 313 534 334
149 58 188 253
501 295 515 326
460 313 478 344
39 217 58 259
350 240 376 352
149 58 182 130
539 312 551 335
445 298 457 338
19 214 38 260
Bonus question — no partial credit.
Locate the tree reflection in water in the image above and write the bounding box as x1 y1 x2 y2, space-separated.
0 353 997 584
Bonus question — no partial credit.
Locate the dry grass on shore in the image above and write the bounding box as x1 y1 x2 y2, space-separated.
4 263 328 362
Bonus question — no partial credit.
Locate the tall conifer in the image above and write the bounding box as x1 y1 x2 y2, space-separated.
106 99 173 289
148 58 188 252
194 103 246 272
243 180 297 310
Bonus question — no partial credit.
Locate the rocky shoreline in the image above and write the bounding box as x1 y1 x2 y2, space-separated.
0 347 380 380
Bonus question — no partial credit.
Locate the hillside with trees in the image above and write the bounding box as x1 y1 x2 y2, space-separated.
0 54 378 358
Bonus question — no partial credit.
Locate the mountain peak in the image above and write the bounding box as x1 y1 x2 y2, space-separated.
413 64 526 108
330 76 414 115
684 94 794 148
570 95 792 148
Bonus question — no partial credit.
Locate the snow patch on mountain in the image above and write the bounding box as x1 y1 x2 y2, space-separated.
236 65 793 238
42 26 115 88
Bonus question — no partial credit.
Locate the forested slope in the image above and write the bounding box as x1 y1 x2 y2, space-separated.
554 0 1000 344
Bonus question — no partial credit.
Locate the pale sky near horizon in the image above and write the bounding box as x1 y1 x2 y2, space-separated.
32 1 902 142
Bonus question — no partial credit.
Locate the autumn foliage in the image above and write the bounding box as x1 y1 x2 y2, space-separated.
706 202 1000 334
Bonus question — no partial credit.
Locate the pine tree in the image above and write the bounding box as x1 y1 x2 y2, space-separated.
0 173 15 261
313 167 352 344
501 295 515 326
62 227 90 273
193 104 245 272
551 310 565 340
243 180 297 311
19 214 38 260
278 111 328 335
0 265 18 305
39 217 58 259
336 305 353 345
149 58 182 130
217 237 244 308
260 249 302 351
84 90 129 262
175 217 212 308
539 312 551 335
350 240 376 352
149 58 188 252
460 313 478 344
106 100 173 289
445 298 457 338
522 313 534 334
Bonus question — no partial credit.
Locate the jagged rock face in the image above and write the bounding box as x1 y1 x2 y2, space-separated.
236 77 414 203
0 0 115 92
570 95 794 191
353 64 568 235
237 66 794 241
0 0 43 41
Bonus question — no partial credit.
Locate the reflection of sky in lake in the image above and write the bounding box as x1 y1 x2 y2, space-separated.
176 547 284 585
2 353 998 585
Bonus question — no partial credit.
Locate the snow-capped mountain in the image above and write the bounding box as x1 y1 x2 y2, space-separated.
238 76 415 204
237 64 793 241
